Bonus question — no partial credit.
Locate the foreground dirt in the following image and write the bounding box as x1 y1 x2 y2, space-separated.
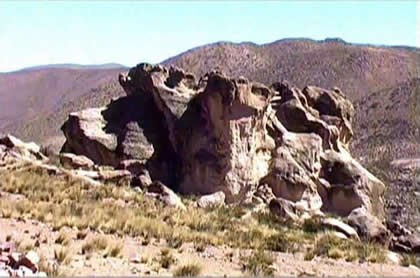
1 217 419 277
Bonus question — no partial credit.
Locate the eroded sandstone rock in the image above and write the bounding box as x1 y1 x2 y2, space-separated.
60 63 388 234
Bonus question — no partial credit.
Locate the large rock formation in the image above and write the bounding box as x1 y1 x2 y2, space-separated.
61 63 386 220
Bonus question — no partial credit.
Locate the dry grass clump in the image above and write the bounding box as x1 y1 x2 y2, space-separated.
55 230 71 246
105 240 124 258
54 247 73 265
241 249 275 276
304 231 387 263
158 248 177 269
173 263 203 276
81 235 109 255
401 254 420 267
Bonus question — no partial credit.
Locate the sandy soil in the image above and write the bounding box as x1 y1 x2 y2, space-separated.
1 217 419 277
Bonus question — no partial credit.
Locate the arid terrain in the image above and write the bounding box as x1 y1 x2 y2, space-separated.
0 38 419 276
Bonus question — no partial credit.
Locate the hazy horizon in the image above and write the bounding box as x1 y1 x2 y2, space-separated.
0 1 418 72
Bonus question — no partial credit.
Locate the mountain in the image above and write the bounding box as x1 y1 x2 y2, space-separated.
0 66 127 146
1 38 419 149
4 63 128 73
162 38 420 101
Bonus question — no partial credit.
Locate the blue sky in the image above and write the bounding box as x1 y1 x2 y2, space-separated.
0 1 418 72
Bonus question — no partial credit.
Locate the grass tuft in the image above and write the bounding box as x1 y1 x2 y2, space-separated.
173 263 203 277
241 249 275 276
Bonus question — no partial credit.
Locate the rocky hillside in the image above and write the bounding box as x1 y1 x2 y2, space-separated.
350 78 420 229
1 39 419 147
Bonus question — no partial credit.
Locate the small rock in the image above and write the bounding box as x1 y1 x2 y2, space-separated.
130 257 141 264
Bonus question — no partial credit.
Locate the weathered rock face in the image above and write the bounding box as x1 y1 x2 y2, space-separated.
176 73 275 200
60 63 386 221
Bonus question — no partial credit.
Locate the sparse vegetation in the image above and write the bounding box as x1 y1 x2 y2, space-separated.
81 235 109 255
173 263 203 277
105 240 123 258
0 166 318 252
305 232 387 263
401 254 420 267
0 164 398 275
241 249 275 276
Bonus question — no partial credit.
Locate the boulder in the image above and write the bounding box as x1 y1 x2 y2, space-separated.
197 191 226 208
318 149 386 218
59 153 94 170
0 134 46 161
347 207 390 245
146 181 186 210
321 217 359 239
269 197 300 221
130 170 152 189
